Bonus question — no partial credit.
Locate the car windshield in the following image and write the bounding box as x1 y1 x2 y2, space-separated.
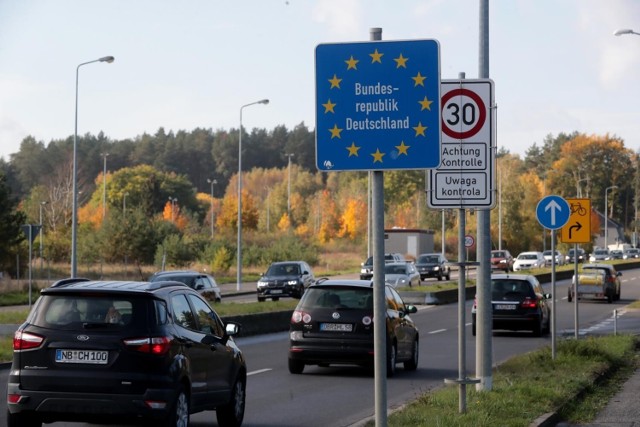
491 279 535 300
157 275 195 287
384 265 407 275
33 294 141 328
267 264 300 276
298 287 373 310
519 254 537 260
492 252 506 258
418 255 440 263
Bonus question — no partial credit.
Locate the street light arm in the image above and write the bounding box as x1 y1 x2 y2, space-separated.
614 28 640 36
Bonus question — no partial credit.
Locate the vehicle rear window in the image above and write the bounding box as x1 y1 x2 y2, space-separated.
32 295 144 328
491 280 534 299
299 287 372 310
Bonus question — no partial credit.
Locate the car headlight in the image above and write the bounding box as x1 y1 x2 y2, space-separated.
433 266 440 271
257 281 267 287
287 280 300 285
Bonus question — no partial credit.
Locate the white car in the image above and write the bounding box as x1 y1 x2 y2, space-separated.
513 251 545 271
542 250 564 266
623 248 640 259
382 262 421 288
589 249 610 262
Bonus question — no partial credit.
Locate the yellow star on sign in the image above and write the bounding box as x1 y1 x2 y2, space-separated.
413 122 427 137
412 72 426 87
322 99 336 113
371 149 385 163
346 142 360 157
394 53 408 68
369 49 383 63
329 124 343 139
418 96 433 111
328 74 342 89
345 55 359 70
395 141 410 155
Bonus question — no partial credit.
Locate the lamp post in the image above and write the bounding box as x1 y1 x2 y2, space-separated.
237 99 269 291
123 192 129 215
71 55 114 278
605 185 618 249
614 28 640 36
101 152 109 220
39 201 47 277
207 178 217 238
286 153 294 216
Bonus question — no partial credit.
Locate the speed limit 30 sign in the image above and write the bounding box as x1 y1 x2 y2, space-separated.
428 79 495 209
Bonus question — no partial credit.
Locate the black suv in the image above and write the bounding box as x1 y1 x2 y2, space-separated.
415 253 451 281
7 278 246 427
149 270 223 302
256 261 315 301
288 279 419 377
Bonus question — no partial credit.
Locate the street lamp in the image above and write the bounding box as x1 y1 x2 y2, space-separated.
102 152 109 220
71 55 114 278
207 178 217 238
614 28 640 36
286 153 294 216
123 192 129 216
605 185 618 249
237 98 269 291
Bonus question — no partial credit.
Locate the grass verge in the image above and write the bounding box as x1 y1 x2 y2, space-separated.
371 335 638 427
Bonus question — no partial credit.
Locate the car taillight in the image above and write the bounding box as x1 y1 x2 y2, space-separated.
521 298 538 309
123 337 172 355
13 331 44 351
291 310 311 324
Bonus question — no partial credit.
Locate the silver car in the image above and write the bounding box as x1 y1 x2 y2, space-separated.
382 262 421 288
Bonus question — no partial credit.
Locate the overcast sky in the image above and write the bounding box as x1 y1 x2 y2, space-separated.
1 0 639 162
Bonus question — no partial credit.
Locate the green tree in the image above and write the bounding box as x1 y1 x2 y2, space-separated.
0 171 27 274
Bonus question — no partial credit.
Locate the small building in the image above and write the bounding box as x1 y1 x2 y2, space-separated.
384 228 435 260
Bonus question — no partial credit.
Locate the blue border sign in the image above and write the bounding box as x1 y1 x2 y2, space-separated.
536 195 570 230
315 39 441 171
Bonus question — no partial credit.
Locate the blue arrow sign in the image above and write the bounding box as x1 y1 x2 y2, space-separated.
315 39 441 171
536 195 570 230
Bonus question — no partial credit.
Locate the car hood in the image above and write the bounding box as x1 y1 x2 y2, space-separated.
415 262 439 267
260 274 300 281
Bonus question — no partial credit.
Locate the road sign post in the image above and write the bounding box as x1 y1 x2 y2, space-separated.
428 79 495 209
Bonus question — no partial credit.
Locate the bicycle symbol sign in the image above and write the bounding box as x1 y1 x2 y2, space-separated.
561 198 592 244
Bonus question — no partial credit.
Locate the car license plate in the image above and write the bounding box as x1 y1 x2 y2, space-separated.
495 304 516 310
55 349 109 364
320 323 353 332
270 289 283 294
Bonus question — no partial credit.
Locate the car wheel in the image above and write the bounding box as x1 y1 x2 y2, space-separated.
567 290 573 302
7 411 41 427
471 321 476 336
607 291 614 304
403 339 419 371
532 319 542 337
437 272 443 281
216 376 246 427
159 386 189 427
446 271 451 280
386 343 397 378
297 285 305 298
288 358 305 374
257 296 265 302
272 297 280 301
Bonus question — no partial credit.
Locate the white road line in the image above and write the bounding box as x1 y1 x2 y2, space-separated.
248 368 272 376
429 329 447 334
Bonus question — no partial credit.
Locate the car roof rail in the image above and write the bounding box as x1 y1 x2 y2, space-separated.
314 277 330 285
50 277 91 288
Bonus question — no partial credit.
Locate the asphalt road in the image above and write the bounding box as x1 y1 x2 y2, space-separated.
2 269 638 427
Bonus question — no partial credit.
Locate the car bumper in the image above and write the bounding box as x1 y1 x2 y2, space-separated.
472 313 543 332
6 383 177 423
289 336 374 366
257 286 300 298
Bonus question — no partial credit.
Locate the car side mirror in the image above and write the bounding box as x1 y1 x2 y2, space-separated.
405 305 417 314
303 270 309 275
225 321 241 337
618 272 622 276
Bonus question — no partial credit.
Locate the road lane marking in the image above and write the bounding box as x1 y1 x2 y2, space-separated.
248 368 272 376
429 329 446 334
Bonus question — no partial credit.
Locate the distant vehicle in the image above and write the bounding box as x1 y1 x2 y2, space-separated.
589 248 611 262
569 263 622 303
490 250 514 272
513 251 545 271
609 249 624 260
288 279 419 377
542 250 564 266
149 270 222 302
415 253 451 281
623 248 640 259
471 274 551 337
359 253 405 280
7 278 246 427
257 261 315 301
382 262 421 288
566 248 586 264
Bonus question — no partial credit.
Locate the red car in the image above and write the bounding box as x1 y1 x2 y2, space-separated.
490 250 514 272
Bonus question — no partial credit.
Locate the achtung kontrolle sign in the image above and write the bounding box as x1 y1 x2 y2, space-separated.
428 79 495 209
315 39 441 171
